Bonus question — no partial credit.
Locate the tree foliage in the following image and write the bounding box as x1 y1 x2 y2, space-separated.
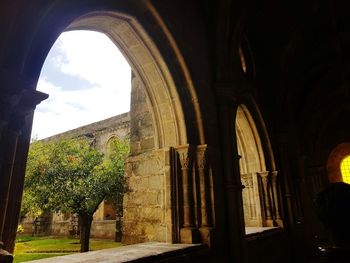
23 137 129 251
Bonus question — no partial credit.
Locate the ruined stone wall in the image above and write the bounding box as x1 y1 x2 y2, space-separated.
23 220 116 240
43 112 130 156
44 112 130 224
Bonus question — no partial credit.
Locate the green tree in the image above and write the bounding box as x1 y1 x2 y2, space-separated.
24 138 129 252
105 138 130 241
22 141 51 218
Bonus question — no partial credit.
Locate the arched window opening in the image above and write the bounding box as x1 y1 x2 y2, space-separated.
21 30 132 250
326 143 350 183
235 104 280 232
340 155 350 184
236 105 265 228
238 37 256 79
16 9 193 258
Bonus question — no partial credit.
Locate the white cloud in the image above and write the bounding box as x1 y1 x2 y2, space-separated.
56 30 131 89
32 31 131 139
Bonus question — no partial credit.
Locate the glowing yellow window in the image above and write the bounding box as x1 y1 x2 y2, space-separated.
340 156 350 184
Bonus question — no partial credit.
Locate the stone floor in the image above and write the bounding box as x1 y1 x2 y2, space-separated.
24 242 204 263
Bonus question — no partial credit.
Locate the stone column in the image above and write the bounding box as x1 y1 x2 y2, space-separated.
0 92 23 246
0 129 20 238
196 145 211 227
257 171 272 226
217 90 246 263
177 145 199 243
0 91 22 263
270 170 282 224
276 135 302 241
1 118 27 254
196 145 214 245
0 89 48 256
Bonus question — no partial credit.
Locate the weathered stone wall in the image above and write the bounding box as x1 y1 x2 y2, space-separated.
122 73 173 244
43 112 130 156
50 221 70 237
123 149 172 244
129 72 155 154
45 112 130 222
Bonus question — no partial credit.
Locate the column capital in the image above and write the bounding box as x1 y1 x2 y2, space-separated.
196 144 208 169
6 90 48 133
0 68 48 125
13 89 48 117
175 145 193 169
257 171 270 178
270 170 278 177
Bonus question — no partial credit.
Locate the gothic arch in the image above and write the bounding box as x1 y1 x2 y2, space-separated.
66 12 186 149
235 103 280 228
5 3 208 247
236 104 266 174
13 2 208 149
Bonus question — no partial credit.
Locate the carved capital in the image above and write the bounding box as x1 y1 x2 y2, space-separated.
257 171 270 184
13 89 48 117
270 170 278 178
196 144 208 169
176 145 193 169
257 171 269 178
0 71 48 128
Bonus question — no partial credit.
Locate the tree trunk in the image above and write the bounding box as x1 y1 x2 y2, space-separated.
79 213 93 252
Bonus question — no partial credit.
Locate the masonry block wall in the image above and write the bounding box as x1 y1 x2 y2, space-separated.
122 72 173 244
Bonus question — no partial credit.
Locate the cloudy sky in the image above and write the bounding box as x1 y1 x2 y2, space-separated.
32 30 131 139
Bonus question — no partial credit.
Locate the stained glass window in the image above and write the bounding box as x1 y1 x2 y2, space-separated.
340 156 350 184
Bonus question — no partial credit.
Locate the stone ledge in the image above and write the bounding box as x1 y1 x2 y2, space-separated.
245 227 283 240
24 242 207 263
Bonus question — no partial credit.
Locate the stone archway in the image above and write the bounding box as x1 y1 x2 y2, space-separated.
63 12 190 244
0 4 212 253
236 104 266 227
60 11 214 245
67 12 187 149
235 104 280 228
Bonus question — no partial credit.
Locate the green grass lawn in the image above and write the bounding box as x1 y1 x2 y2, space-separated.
14 236 122 263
